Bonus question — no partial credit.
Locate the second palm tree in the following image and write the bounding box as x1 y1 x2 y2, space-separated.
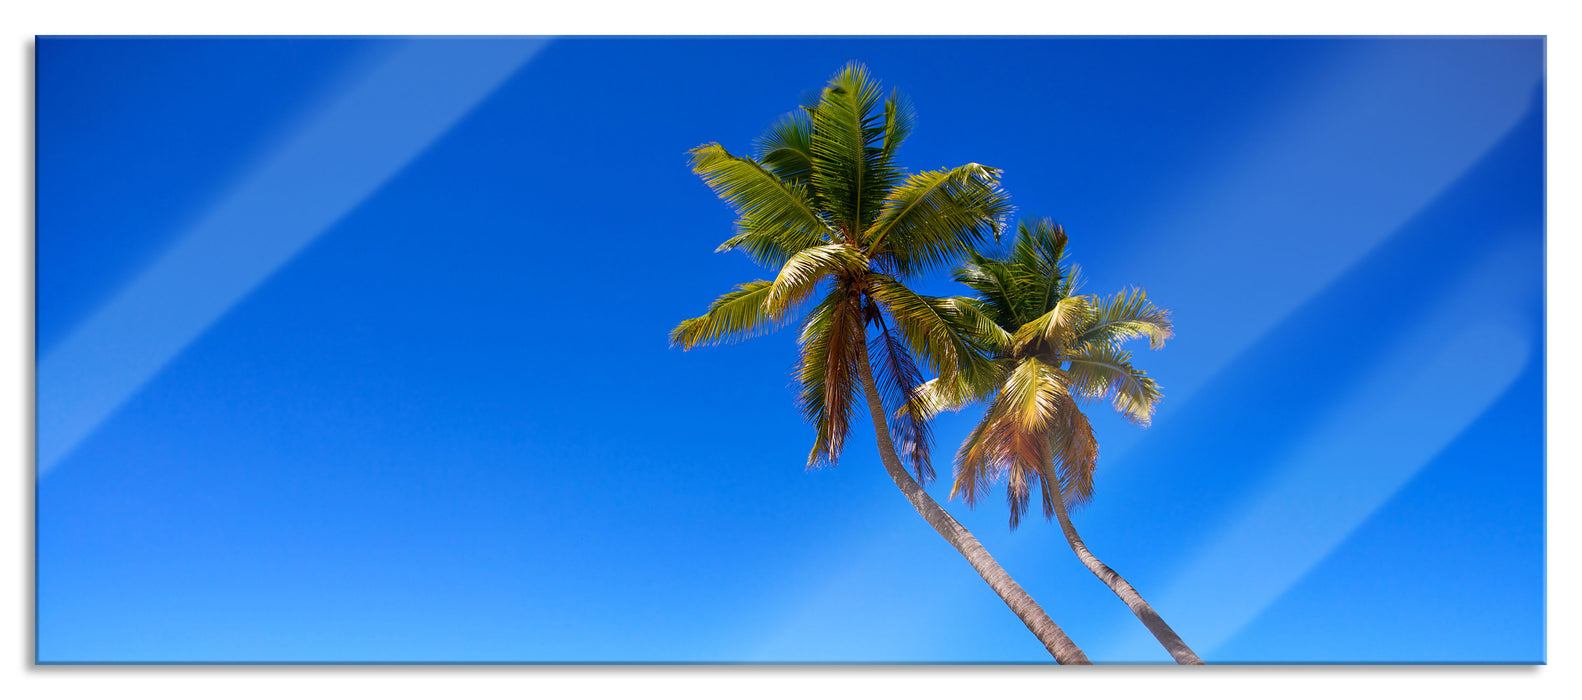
910 219 1204 664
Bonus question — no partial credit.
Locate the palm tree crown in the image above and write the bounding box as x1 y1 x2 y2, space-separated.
670 64 1094 664
911 218 1173 527
910 218 1202 663
671 62 1007 480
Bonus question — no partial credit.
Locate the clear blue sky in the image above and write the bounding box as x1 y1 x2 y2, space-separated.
36 36 1544 663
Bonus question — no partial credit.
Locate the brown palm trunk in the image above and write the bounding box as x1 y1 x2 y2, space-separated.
1045 470 1204 665
855 343 1090 664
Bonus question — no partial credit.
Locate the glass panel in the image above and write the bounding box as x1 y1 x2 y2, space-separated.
35 36 1545 664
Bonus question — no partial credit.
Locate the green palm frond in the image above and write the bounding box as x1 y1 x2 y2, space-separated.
868 275 990 384
1010 219 1071 319
1075 287 1174 351
951 296 1015 357
715 217 831 268
1064 343 1163 425
1011 219 1068 280
865 164 1011 277
881 88 915 158
1057 262 1083 300
689 143 831 239
670 280 785 349
755 110 817 189
809 62 899 236
954 254 1020 329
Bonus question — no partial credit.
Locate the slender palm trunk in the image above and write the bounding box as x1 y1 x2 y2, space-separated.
854 344 1090 664
1045 473 1203 665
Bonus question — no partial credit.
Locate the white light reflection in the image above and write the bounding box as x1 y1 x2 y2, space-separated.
1103 237 1538 660
38 38 549 476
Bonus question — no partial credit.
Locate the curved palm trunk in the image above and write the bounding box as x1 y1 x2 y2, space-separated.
1045 480 1203 665
855 346 1090 665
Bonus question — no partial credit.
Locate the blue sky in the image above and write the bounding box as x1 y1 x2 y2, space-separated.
36 36 1544 663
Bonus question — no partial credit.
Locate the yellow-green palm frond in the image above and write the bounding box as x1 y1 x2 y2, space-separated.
899 361 1006 423
951 296 1014 357
1012 294 1096 355
808 62 902 236
870 321 933 483
796 288 865 468
880 88 915 159
1010 218 1069 279
953 253 1021 329
867 275 993 384
901 378 955 421
865 164 1011 277
894 363 1008 486
689 143 832 240
670 280 786 350
1064 343 1163 425
1076 287 1174 351
766 243 869 314
1008 219 1072 321
1000 355 1068 433
714 217 832 269
754 110 817 189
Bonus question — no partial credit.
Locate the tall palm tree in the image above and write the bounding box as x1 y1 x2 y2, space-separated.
670 64 1089 664
908 218 1203 664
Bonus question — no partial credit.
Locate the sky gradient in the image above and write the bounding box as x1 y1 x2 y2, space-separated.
36 36 1545 663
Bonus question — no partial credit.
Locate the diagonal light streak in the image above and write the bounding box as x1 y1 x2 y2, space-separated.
1100 237 1539 661
1117 40 1540 409
37 38 550 477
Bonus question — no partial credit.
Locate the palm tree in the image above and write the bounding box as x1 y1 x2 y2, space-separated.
908 218 1203 664
670 64 1090 664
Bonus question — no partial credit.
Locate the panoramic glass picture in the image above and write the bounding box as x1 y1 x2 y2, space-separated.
36 36 1544 664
